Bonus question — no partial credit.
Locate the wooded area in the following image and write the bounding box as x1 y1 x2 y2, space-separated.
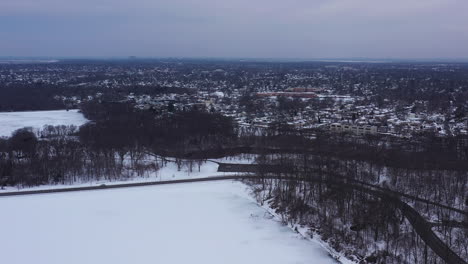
0 100 466 264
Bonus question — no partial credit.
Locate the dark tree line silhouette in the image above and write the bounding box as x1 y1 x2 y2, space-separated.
0 100 235 187
0 82 193 112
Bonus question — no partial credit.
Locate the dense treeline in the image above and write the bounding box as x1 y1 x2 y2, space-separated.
0 101 236 187
289 132 468 170
79 100 236 153
0 84 66 111
175 129 468 170
0 82 193 112
248 150 467 263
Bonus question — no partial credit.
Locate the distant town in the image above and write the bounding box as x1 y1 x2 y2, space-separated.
1 59 467 139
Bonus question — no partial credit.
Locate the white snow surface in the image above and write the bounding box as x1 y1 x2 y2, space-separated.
0 181 338 264
0 109 88 137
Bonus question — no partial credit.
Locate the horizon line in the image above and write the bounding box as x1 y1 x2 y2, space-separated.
2 56 468 63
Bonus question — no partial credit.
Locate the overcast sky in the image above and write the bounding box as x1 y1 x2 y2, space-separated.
1 0 467 58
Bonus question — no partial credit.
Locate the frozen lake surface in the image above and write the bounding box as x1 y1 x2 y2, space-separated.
0 109 88 137
0 181 338 264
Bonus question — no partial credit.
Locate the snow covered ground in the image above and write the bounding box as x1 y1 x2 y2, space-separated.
0 181 338 264
0 109 88 137
0 159 240 193
156 159 226 179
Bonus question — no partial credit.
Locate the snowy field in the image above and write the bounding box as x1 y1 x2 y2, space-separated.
0 109 88 137
0 182 338 264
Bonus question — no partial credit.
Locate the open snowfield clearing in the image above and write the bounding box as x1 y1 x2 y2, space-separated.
0 181 338 264
0 109 88 137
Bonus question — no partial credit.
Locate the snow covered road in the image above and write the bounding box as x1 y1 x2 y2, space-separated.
0 181 338 264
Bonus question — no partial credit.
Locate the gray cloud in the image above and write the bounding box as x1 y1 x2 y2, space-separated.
1 0 467 58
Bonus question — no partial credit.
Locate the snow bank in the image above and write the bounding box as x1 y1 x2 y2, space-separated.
0 181 337 264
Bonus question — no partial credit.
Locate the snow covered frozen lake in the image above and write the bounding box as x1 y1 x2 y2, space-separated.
0 109 88 137
0 181 338 264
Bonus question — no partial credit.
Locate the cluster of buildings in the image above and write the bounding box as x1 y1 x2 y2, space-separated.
330 123 378 135
1 60 467 139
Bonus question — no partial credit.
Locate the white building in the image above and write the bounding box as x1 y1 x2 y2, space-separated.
330 123 378 135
